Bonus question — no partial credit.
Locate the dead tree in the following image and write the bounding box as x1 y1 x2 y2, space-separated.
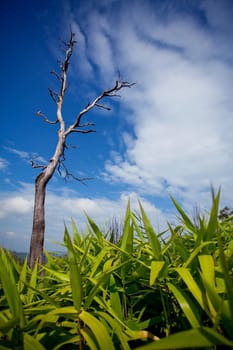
29 31 134 269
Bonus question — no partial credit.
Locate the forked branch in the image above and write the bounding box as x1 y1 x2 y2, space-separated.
65 79 135 135
29 28 134 269
57 151 92 184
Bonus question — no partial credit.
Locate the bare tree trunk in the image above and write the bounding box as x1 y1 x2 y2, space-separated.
29 140 65 268
29 173 47 268
28 31 134 269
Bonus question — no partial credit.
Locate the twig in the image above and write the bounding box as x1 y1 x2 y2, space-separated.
48 87 59 104
30 160 47 169
35 111 58 124
50 70 61 82
95 103 111 111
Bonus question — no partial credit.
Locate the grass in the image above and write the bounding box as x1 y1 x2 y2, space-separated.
0 190 233 349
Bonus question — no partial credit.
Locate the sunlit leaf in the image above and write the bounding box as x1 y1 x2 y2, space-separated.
167 282 200 328
150 261 165 286
176 267 205 311
64 227 82 312
139 201 161 259
24 333 46 350
79 311 115 350
135 327 233 349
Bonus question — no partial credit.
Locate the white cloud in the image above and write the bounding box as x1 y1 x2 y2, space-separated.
5 147 30 160
0 182 167 252
0 157 9 170
0 196 33 219
86 12 115 81
71 0 233 209
70 20 93 77
4 147 47 165
2 1 232 252
6 231 16 238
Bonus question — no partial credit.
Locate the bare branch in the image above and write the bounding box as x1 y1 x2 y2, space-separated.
77 122 95 127
64 143 79 150
63 171 93 184
57 152 92 185
50 70 61 82
48 87 59 104
35 111 58 124
65 79 135 136
64 83 70 93
71 129 96 134
30 160 47 169
29 29 135 269
61 31 76 73
95 103 111 111
57 31 76 103
103 80 136 96
60 39 70 49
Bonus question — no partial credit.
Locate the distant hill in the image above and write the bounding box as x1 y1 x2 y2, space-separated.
1 249 66 264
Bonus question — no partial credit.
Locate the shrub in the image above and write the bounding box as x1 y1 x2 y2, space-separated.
0 190 233 349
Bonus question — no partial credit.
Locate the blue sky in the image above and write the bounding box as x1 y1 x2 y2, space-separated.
1 0 233 252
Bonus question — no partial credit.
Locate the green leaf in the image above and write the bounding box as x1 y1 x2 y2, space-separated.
86 214 103 241
37 306 77 332
80 328 98 350
64 227 82 312
135 327 233 349
84 274 110 309
97 311 131 350
183 242 214 268
150 261 165 286
176 267 205 311
89 246 110 278
0 316 19 333
199 255 215 289
79 311 115 350
52 336 80 350
109 275 124 320
202 274 233 338
167 282 200 328
170 196 197 234
71 218 82 246
18 256 28 293
215 220 233 337
139 201 161 259
24 333 46 350
42 266 69 282
27 261 39 303
120 200 133 254
0 249 25 328
205 187 220 241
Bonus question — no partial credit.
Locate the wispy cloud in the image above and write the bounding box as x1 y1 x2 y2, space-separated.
67 0 233 209
0 157 9 170
2 0 232 253
5 147 47 164
5 147 29 159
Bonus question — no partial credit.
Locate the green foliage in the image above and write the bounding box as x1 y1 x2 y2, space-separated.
0 190 233 349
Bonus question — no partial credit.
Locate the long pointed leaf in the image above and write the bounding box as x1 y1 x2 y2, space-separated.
135 327 233 349
150 261 165 286
139 201 161 259
64 227 82 312
167 282 200 328
79 311 115 350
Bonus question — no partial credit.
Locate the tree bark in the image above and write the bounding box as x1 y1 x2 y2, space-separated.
29 136 65 268
29 173 47 268
28 31 134 269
